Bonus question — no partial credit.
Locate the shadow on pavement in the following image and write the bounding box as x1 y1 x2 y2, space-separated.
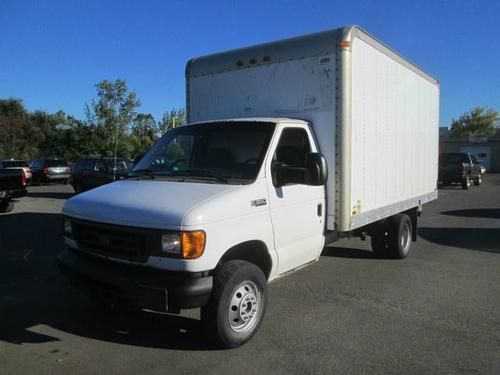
321 246 375 259
418 227 500 254
440 209 500 219
437 184 464 190
0 212 213 350
27 192 74 200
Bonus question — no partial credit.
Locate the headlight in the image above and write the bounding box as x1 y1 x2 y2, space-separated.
63 217 72 235
160 231 206 259
161 234 181 255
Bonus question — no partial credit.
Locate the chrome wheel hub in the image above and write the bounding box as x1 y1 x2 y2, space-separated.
228 281 260 333
400 222 411 253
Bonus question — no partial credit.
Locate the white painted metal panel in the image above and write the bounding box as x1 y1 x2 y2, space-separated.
189 55 337 227
350 38 439 227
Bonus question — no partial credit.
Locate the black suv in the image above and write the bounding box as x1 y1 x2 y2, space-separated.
30 158 70 185
438 152 482 189
70 157 133 193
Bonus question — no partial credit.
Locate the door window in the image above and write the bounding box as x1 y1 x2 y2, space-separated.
82 159 94 171
273 128 311 184
94 160 106 172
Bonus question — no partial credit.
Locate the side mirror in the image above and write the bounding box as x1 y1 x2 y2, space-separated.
305 152 327 186
272 162 304 187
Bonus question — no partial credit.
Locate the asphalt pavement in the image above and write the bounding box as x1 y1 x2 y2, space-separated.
1 176 499 374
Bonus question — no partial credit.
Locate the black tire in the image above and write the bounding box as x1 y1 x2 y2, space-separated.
386 214 413 259
473 176 481 186
74 183 83 194
461 176 470 190
371 214 412 259
0 200 14 213
201 260 267 348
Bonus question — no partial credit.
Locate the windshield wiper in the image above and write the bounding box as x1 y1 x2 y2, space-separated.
125 168 155 179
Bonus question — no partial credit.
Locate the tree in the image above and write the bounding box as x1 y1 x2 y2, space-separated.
450 107 498 138
0 99 44 159
130 113 158 156
157 108 185 135
85 79 141 157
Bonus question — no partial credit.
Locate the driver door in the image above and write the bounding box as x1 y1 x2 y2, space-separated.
266 125 325 275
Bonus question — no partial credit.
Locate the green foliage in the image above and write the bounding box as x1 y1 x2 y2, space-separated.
157 108 185 135
85 79 141 157
450 107 498 138
0 79 183 162
131 113 158 155
0 99 44 160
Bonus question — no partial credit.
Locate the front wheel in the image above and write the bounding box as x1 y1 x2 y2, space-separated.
462 176 470 190
73 183 83 194
474 176 481 186
201 260 267 348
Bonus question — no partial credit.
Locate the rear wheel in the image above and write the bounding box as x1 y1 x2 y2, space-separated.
473 176 481 186
0 200 14 213
201 260 267 348
371 214 413 259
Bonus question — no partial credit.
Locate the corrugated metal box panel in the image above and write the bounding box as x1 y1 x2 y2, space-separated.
350 37 439 222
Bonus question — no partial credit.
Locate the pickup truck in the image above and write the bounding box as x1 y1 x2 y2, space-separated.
57 26 439 348
438 152 482 189
0 169 27 213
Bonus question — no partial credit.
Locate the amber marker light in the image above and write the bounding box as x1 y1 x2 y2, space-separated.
181 230 206 259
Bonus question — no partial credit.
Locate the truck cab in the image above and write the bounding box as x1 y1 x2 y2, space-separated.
58 118 327 347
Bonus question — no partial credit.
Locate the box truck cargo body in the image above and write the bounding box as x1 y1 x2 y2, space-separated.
58 26 439 348
186 26 439 232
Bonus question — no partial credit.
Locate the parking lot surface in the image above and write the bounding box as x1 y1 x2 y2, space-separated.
1 177 499 374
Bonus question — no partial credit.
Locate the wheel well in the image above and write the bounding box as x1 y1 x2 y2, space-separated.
218 240 272 280
364 208 418 241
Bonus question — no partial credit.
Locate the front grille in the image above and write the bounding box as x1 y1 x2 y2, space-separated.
72 220 149 262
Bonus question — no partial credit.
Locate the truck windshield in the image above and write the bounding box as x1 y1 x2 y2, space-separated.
130 121 276 184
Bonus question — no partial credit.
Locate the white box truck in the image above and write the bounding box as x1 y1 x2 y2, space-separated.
58 26 439 348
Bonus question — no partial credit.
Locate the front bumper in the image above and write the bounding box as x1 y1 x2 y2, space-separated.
57 249 213 312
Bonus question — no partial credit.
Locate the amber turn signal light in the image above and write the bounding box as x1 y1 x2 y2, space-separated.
181 230 206 259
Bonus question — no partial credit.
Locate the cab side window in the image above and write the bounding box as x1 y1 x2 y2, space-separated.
273 128 311 184
94 159 106 172
274 128 311 167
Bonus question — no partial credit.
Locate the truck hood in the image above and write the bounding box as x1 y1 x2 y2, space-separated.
63 180 238 230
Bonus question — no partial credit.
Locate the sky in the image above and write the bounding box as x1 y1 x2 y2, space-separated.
0 0 499 127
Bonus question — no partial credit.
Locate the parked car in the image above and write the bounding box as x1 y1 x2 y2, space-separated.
438 152 482 189
70 157 134 193
0 168 27 213
0 159 32 185
30 158 70 185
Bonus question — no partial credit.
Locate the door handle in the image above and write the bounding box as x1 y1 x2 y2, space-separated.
317 204 322 217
